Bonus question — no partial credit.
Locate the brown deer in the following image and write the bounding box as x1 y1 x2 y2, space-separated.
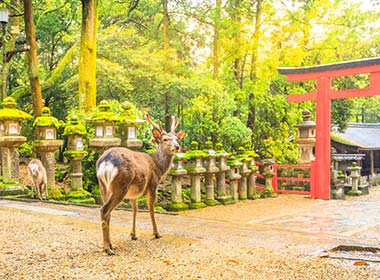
27 159 48 200
96 114 185 255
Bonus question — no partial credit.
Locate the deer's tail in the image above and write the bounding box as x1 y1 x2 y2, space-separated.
97 161 119 192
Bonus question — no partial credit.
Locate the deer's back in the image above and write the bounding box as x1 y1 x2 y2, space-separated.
96 147 159 198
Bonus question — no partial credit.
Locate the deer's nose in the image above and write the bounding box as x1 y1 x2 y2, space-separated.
175 145 180 151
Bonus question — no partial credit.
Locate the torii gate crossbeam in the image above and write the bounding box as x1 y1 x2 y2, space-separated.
278 57 380 199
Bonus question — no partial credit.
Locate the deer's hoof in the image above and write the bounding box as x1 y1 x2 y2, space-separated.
130 233 138 240
154 233 162 239
103 247 115 255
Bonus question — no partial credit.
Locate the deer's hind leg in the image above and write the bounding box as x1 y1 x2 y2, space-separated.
99 183 126 255
147 188 161 239
130 199 138 240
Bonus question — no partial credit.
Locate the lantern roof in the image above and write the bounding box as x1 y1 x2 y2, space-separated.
63 115 87 136
33 107 61 128
0 97 32 121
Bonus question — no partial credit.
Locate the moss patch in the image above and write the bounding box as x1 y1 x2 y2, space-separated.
188 201 207 209
65 189 95 204
205 199 221 206
166 202 189 212
48 188 65 201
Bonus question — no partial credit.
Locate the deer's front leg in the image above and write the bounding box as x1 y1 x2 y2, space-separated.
130 199 138 240
147 190 161 239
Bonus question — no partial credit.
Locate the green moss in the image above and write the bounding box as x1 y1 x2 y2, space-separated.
347 190 362 196
63 150 88 158
260 189 276 198
188 201 207 209
0 97 32 121
63 116 87 135
48 188 65 200
166 202 189 212
90 100 120 123
331 134 360 147
33 107 61 128
205 199 221 206
65 189 95 204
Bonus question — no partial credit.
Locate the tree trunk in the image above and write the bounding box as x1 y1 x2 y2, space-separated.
247 0 262 132
79 0 98 113
212 0 221 80
162 0 170 50
24 0 42 117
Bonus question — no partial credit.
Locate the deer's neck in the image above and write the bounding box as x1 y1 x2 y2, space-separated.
150 147 173 177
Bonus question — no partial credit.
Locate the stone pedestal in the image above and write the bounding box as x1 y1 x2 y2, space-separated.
227 159 242 201
33 140 62 190
238 160 251 200
185 142 207 209
215 144 233 204
203 144 220 206
167 153 188 211
65 153 87 190
0 136 26 183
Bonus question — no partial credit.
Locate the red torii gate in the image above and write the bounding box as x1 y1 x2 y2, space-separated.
278 57 380 199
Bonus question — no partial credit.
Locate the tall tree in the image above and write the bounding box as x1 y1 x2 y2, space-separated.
23 0 42 117
78 0 97 113
212 0 221 80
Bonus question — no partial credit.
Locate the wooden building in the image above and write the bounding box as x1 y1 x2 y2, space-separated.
331 123 380 176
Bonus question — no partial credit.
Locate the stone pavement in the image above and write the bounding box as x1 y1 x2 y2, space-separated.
1 187 380 261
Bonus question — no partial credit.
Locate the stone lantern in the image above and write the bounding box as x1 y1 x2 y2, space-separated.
262 158 276 197
167 152 189 211
184 141 207 209
63 115 88 191
89 100 121 154
202 139 220 206
32 107 63 192
227 155 242 201
119 101 144 150
215 143 233 204
0 97 32 187
235 147 251 200
245 146 259 199
347 162 362 196
297 109 316 164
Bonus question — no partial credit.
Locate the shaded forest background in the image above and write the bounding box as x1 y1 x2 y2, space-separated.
3 0 380 163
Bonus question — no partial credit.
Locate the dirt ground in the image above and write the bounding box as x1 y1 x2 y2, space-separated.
1 198 380 280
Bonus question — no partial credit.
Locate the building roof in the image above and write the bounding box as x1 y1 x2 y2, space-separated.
332 123 380 150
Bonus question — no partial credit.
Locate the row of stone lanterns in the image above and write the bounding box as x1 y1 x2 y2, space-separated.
0 98 145 198
166 141 276 211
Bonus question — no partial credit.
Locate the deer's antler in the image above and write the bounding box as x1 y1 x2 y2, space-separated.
146 114 164 132
171 116 179 133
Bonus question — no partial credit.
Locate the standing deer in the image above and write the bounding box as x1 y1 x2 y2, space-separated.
27 159 48 200
96 114 185 255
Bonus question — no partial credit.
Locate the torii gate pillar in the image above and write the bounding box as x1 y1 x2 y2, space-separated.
278 58 380 199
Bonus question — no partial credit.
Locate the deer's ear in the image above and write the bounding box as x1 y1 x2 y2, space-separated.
177 130 186 140
152 129 161 140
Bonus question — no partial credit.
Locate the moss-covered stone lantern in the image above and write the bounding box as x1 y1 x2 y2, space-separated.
88 100 121 153
202 139 220 206
262 158 276 197
347 162 362 196
297 109 316 164
184 141 207 209
63 115 88 191
0 97 32 187
245 146 259 199
214 143 233 204
32 107 63 193
119 101 144 150
167 152 189 211
227 154 242 201
235 147 251 200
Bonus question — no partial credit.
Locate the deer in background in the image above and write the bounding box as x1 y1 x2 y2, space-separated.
27 159 48 201
96 114 185 255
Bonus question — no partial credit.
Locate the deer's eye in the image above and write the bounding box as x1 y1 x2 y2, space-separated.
163 138 169 142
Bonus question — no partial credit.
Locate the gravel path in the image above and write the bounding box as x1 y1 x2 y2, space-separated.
1 201 380 279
